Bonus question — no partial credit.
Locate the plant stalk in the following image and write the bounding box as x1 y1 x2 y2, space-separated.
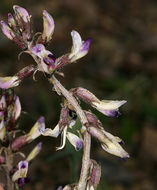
49 75 91 190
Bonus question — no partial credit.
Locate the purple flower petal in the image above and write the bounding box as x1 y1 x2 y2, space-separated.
76 140 83 151
81 38 92 52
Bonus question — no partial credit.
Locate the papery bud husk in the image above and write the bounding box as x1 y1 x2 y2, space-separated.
85 111 102 129
17 65 35 80
72 87 99 104
11 135 28 151
0 155 5 164
88 160 101 189
59 106 69 130
55 54 71 70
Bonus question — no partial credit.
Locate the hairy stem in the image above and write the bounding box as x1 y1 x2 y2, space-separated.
49 75 91 190
4 149 14 190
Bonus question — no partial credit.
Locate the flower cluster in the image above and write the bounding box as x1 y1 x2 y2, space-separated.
0 91 43 187
0 5 130 190
0 5 91 82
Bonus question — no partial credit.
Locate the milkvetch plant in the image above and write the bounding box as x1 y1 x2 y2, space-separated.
0 5 129 190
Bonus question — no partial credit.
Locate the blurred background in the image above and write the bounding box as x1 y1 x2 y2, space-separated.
0 0 157 189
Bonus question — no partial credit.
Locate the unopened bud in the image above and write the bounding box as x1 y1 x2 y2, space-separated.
13 5 31 40
41 10 55 44
8 13 17 31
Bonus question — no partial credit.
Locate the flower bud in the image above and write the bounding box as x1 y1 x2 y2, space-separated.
13 5 30 23
0 20 15 40
13 5 31 40
42 10 55 43
26 142 42 162
0 76 20 89
8 13 17 31
13 96 21 121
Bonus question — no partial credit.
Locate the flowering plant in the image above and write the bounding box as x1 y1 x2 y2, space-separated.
0 5 129 190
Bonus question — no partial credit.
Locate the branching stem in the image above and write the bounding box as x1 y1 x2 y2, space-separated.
49 75 91 190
